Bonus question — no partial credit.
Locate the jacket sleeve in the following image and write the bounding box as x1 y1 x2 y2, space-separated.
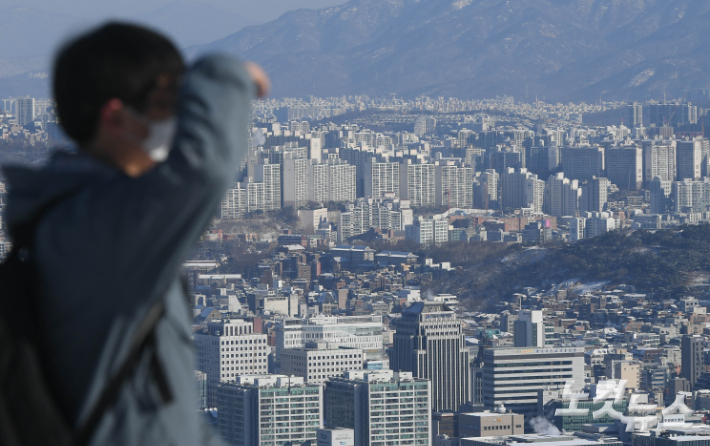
38 54 255 313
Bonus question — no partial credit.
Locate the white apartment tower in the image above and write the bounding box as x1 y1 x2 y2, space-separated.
435 160 474 208
400 162 436 207
365 160 400 199
254 161 281 210
643 141 676 186
283 154 309 208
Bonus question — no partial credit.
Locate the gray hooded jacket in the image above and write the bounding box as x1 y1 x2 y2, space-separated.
3 54 254 445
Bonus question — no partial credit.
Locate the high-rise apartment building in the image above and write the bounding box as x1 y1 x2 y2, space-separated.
546 173 580 217
400 162 436 208
365 160 401 199
405 217 449 245
681 335 704 388
339 147 379 198
328 162 357 203
391 301 469 413
283 154 309 208
474 169 499 210
222 186 248 219
481 346 585 417
676 139 703 181
501 168 543 212
606 146 643 190
643 141 676 186
627 102 643 127
649 102 698 127
254 161 282 210
309 163 330 203
338 198 413 242
673 178 710 212
435 160 474 208
580 177 609 213
218 375 323 446
325 370 431 446
560 147 605 181
194 319 269 407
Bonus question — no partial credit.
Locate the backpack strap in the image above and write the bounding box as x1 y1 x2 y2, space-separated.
74 299 173 446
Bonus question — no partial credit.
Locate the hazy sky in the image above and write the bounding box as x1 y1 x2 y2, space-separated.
0 0 348 24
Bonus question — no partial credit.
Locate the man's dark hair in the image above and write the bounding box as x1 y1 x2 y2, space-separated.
53 22 184 144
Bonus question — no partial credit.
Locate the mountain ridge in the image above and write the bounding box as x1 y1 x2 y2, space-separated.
191 0 710 101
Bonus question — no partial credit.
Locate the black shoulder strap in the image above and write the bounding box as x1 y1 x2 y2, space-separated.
75 299 172 446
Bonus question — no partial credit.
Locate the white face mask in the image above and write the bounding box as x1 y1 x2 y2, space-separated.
123 106 177 162
142 117 177 162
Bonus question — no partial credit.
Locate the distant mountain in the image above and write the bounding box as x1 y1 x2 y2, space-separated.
134 1 253 48
191 0 710 102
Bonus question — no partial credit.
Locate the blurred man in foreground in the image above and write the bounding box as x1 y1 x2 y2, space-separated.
2 23 268 445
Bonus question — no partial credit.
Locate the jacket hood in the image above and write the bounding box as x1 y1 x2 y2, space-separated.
2 151 118 237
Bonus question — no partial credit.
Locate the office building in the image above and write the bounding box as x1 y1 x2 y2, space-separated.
560 147 605 181
514 310 544 348
650 177 673 214
643 141 676 185
365 160 400 199
15 96 34 126
435 160 474 208
681 335 704 388
400 162 436 207
280 345 364 384
649 102 698 127
458 412 524 438
676 140 703 181
481 346 585 417
217 375 322 446
194 319 269 407
392 301 470 413
606 146 643 190
325 370 431 446
275 315 383 364
525 145 558 178
546 173 580 217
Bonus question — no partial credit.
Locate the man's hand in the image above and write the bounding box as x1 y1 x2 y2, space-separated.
245 62 270 98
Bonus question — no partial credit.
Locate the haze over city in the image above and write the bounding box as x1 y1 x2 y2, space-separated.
3 2 710 446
